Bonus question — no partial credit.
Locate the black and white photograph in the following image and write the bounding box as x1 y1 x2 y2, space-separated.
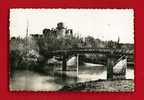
9 9 134 92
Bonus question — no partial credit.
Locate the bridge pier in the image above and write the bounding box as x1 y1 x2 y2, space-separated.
62 56 67 71
107 57 115 80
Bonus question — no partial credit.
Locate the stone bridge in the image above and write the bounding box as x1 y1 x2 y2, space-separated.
45 48 134 80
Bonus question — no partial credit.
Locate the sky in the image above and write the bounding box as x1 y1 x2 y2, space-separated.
10 9 134 43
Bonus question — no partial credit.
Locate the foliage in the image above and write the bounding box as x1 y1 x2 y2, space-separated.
10 27 134 73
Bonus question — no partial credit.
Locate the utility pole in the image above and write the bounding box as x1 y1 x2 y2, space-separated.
26 19 29 54
76 54 79 77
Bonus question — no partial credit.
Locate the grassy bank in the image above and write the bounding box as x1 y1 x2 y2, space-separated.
60 79 134 92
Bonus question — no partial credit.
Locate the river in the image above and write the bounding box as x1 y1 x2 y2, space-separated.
10 63 134 91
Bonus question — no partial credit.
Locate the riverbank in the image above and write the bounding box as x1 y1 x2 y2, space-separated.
60 79 134 92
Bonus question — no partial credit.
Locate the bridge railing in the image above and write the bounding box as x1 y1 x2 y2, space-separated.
46 48 134 56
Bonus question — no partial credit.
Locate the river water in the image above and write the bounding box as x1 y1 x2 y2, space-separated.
10 63 134 91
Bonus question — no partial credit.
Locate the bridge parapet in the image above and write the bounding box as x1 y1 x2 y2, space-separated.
46 48 134 57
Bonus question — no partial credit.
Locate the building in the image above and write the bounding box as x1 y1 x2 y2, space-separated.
56 22 73 38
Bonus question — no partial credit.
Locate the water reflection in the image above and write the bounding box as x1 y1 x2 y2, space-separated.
10 63 134 91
